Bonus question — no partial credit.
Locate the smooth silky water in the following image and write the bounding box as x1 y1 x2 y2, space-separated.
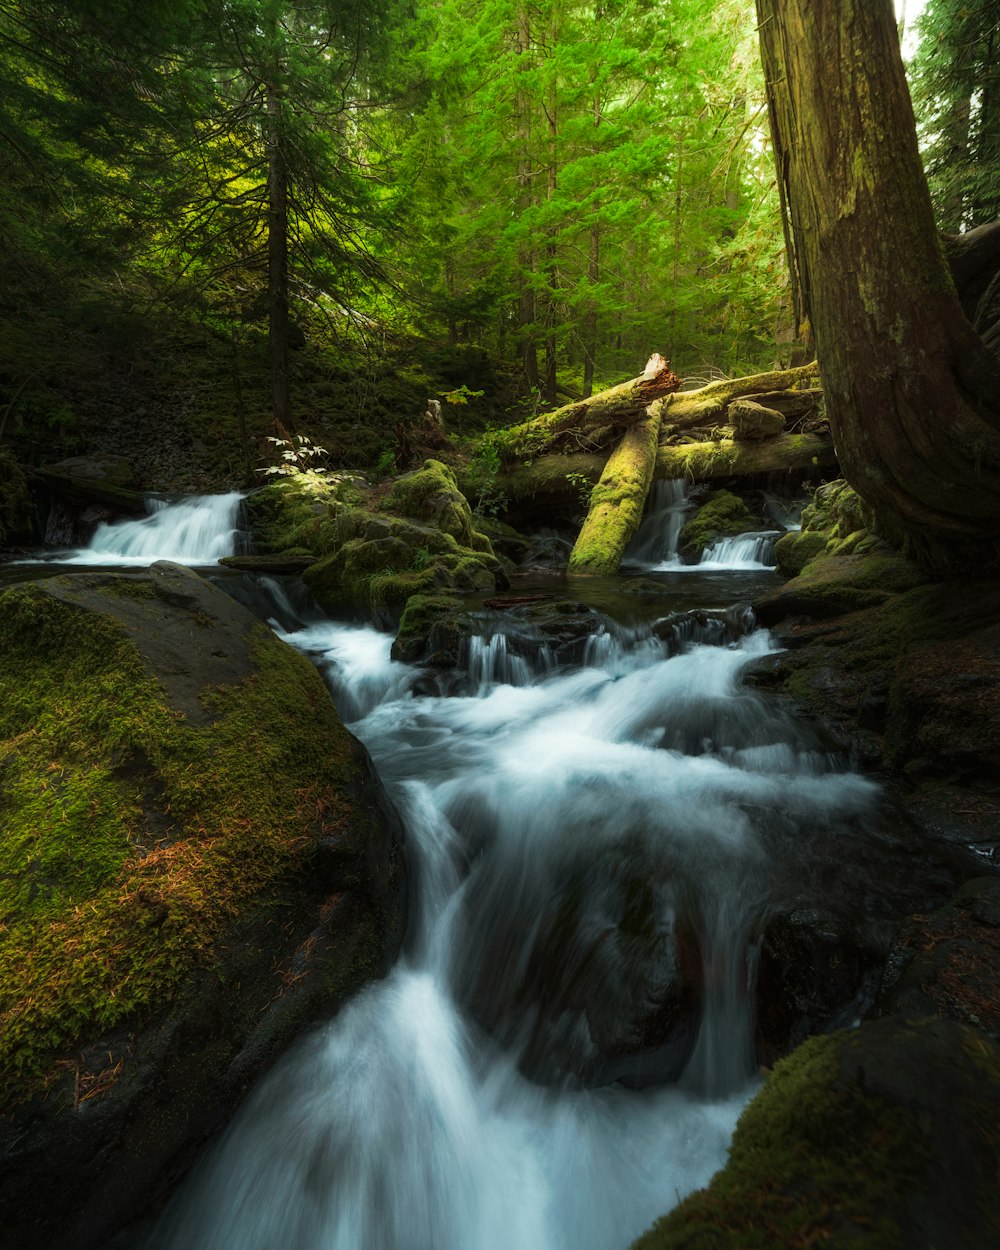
8 489 874 1249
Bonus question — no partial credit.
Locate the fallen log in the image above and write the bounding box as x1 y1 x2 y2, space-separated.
487 432 837 514
655 432 837 480
660 361 820 432
568 406 662 575
498 354 680 459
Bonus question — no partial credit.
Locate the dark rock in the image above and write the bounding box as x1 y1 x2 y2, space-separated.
877 876 1000 1042
633 1017 1000 1250
754 907 883 1068
0 564 407 1250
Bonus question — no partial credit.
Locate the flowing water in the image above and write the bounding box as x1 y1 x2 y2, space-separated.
22 492 245 566
123 480 883 1250
10 492 895 1248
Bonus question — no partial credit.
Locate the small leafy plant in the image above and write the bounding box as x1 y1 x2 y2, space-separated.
257 434 330 477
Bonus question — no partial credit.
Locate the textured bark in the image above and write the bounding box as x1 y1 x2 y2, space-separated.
568 407 661 575
756 0 1000 549
500 354 681 458
487 433 836 511
661 363 819 432
655 432 837 481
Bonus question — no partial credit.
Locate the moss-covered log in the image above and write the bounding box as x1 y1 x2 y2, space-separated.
498 354 680 458
659 361 820 432
656 431 836 480
568 407 661 575
490 433 836 514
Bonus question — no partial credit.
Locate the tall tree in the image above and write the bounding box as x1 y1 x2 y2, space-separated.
755 0 1000 556
909 0 1000 232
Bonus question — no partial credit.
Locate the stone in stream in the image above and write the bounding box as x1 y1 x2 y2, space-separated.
0 562 407 1250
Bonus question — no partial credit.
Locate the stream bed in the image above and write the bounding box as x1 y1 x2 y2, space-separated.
2 491 966 1250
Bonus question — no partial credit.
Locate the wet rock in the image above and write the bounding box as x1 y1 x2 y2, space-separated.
754 907 883 1068
456 844 702 1089
633 1017 1000 1250
0 564 407 1250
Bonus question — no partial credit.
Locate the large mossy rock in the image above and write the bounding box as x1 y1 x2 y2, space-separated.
773 478 880 577
678 490 757 561
633 1017 1000 1250
0 563 406 1250
728 398 785 441
244 461 505 626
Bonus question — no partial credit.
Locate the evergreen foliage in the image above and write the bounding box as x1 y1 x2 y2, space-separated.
909 0 1000 231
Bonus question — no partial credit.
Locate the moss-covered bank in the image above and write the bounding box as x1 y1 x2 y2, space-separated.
245 460 505 625
633 1018 1000 1250
0 563 405 1250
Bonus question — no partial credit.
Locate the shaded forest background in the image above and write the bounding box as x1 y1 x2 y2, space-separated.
1 0 997 491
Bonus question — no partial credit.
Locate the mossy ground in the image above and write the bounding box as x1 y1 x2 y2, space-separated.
0 582 362 1107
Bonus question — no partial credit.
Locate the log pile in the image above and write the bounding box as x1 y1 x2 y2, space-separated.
475 353 833 575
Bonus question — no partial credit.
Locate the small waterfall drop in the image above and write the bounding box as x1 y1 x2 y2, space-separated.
622 479 689 567
699 531 780 570
152 600 881 1250
49 493 245 565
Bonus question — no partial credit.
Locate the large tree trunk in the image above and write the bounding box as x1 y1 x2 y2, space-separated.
756 0 1000 553
568 406 661 575
499 354 680 458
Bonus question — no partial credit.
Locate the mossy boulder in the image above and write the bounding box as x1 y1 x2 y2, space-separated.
633 1017 1000 1250
378 458 492 552
756 550 929 623
244 465 505 627
678 490 757 561
0 563 406 1250
773 480 886 580
728 398 785 441
773 527 827 577
392 593 472 665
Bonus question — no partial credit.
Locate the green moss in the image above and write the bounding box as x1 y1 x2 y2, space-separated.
0 583 364 1106
569 412 660 575
679 490 757 558
635 1025 963 1250
773 529 827 577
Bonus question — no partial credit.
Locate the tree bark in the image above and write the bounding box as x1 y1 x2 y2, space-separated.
756 0 1000 552
660 362 819 431
499 354 680 458
568 406 661 575
483 433 836 512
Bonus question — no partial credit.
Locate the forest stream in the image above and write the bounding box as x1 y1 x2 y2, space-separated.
7 489 974 1249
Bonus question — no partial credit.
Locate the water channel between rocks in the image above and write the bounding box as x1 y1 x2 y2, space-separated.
5 492 938 1250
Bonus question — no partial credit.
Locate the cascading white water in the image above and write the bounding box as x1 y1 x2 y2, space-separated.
46 493 245 565
622 479 689 568
699 531 780 570
152 608 879 1250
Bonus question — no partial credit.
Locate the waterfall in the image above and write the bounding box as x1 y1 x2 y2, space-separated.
41 493 246 565
699 531 780 570
622 479 689 568
151 604 880 1250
